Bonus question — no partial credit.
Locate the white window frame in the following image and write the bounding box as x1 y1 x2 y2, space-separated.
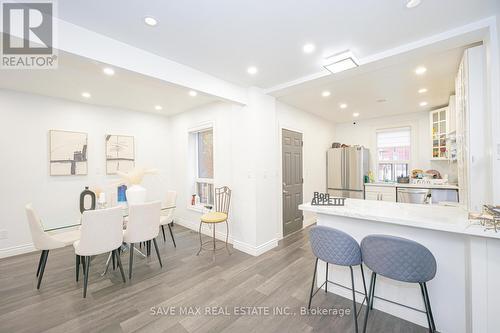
376 127 411 182
189 123 215 208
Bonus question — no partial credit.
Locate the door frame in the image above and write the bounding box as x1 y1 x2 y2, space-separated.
277 124 304 239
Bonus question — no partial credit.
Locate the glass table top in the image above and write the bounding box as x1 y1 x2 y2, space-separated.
44 205 176 232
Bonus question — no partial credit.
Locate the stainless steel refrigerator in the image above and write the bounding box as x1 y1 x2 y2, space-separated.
327 147 369 199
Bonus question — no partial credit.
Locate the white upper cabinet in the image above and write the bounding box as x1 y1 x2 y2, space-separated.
429 106 449 160
455 45 487 211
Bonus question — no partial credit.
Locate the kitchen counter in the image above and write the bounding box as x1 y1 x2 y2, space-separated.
299 200 500 332
364 182 460 190
300 199 496 239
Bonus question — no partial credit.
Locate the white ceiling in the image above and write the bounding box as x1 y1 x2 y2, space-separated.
274 45 470 123
55 0 499 89
0 50 222 116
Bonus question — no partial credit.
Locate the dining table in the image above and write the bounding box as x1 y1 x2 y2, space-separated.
43 204 176 276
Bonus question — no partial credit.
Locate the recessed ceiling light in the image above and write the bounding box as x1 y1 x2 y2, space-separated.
102 67 115 76
247 66 258 75
415 66 427 75
405 0 422 9
81 92 91 98
323 50 359 74
144 16 158 26
339 103 348 109
154 105 163 111
303 43 316 54
189 90 198 97
418 88 428 94
419 101 428 107
353 112 360 117
321 91 331 97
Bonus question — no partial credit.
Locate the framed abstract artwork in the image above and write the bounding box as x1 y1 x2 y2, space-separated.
49 130 88 176
105 134 135 174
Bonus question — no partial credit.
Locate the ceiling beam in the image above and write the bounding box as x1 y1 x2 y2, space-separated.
264 16 495 95
1 17 248 106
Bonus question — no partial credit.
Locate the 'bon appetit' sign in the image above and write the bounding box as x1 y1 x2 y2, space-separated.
311 192 346 206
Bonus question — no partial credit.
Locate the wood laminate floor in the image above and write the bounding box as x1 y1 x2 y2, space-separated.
0 225 427 333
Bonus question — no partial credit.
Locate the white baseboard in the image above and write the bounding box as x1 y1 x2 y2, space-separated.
233 238 279 256
0 243 35 259
175 217 278 256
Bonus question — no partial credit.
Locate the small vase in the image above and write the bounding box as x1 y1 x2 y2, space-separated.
80 186 96 213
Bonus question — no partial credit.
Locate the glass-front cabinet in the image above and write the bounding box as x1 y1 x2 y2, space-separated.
430 107 449 159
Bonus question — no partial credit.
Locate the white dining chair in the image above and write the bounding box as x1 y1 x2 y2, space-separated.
73 206 125 298
25 204 80 289
123 201 162 279
160 190 177 247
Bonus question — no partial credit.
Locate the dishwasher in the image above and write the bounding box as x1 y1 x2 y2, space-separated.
396 188 431 204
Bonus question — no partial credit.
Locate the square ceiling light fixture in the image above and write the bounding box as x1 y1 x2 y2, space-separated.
323 50 359 74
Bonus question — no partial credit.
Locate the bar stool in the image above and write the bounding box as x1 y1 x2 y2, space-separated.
361 235 437 333
308 225 368 333
196 186 231 261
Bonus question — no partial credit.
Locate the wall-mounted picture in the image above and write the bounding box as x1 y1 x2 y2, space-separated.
49 130 88 176
106 134 135 174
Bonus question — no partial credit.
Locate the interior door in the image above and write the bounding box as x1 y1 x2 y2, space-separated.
282 129 303 237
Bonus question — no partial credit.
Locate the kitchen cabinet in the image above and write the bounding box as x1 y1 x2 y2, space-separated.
455 45 487 211
364 185 396 202
429 107 449 160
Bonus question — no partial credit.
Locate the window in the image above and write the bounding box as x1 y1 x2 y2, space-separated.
194 128 214 205
376 127 410 182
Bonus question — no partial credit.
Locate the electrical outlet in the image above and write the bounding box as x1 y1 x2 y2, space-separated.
0 229 7 240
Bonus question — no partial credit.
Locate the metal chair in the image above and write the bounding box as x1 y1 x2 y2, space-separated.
308 225 368 333
361 235 437 333
196 186 231 261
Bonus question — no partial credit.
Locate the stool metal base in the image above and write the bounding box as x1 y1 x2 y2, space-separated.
308 258 368 333
362 272 437 333
196 220 231 261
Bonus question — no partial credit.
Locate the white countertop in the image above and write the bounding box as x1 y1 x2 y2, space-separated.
299 199 500 240
364 182 460 190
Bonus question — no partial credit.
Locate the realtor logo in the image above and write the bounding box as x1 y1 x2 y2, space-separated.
1 1 57 69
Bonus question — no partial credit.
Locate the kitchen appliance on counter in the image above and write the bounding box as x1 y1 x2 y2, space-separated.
327 147 369 199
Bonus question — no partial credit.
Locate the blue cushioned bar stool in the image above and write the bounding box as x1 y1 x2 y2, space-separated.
361 235 437 333
308 225 368 333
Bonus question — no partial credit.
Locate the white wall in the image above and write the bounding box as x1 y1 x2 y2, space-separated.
276 102 336 230
166 101 239 242
0 89 170 257
167 91 281 255
0 87 283 258
333 111 458 182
